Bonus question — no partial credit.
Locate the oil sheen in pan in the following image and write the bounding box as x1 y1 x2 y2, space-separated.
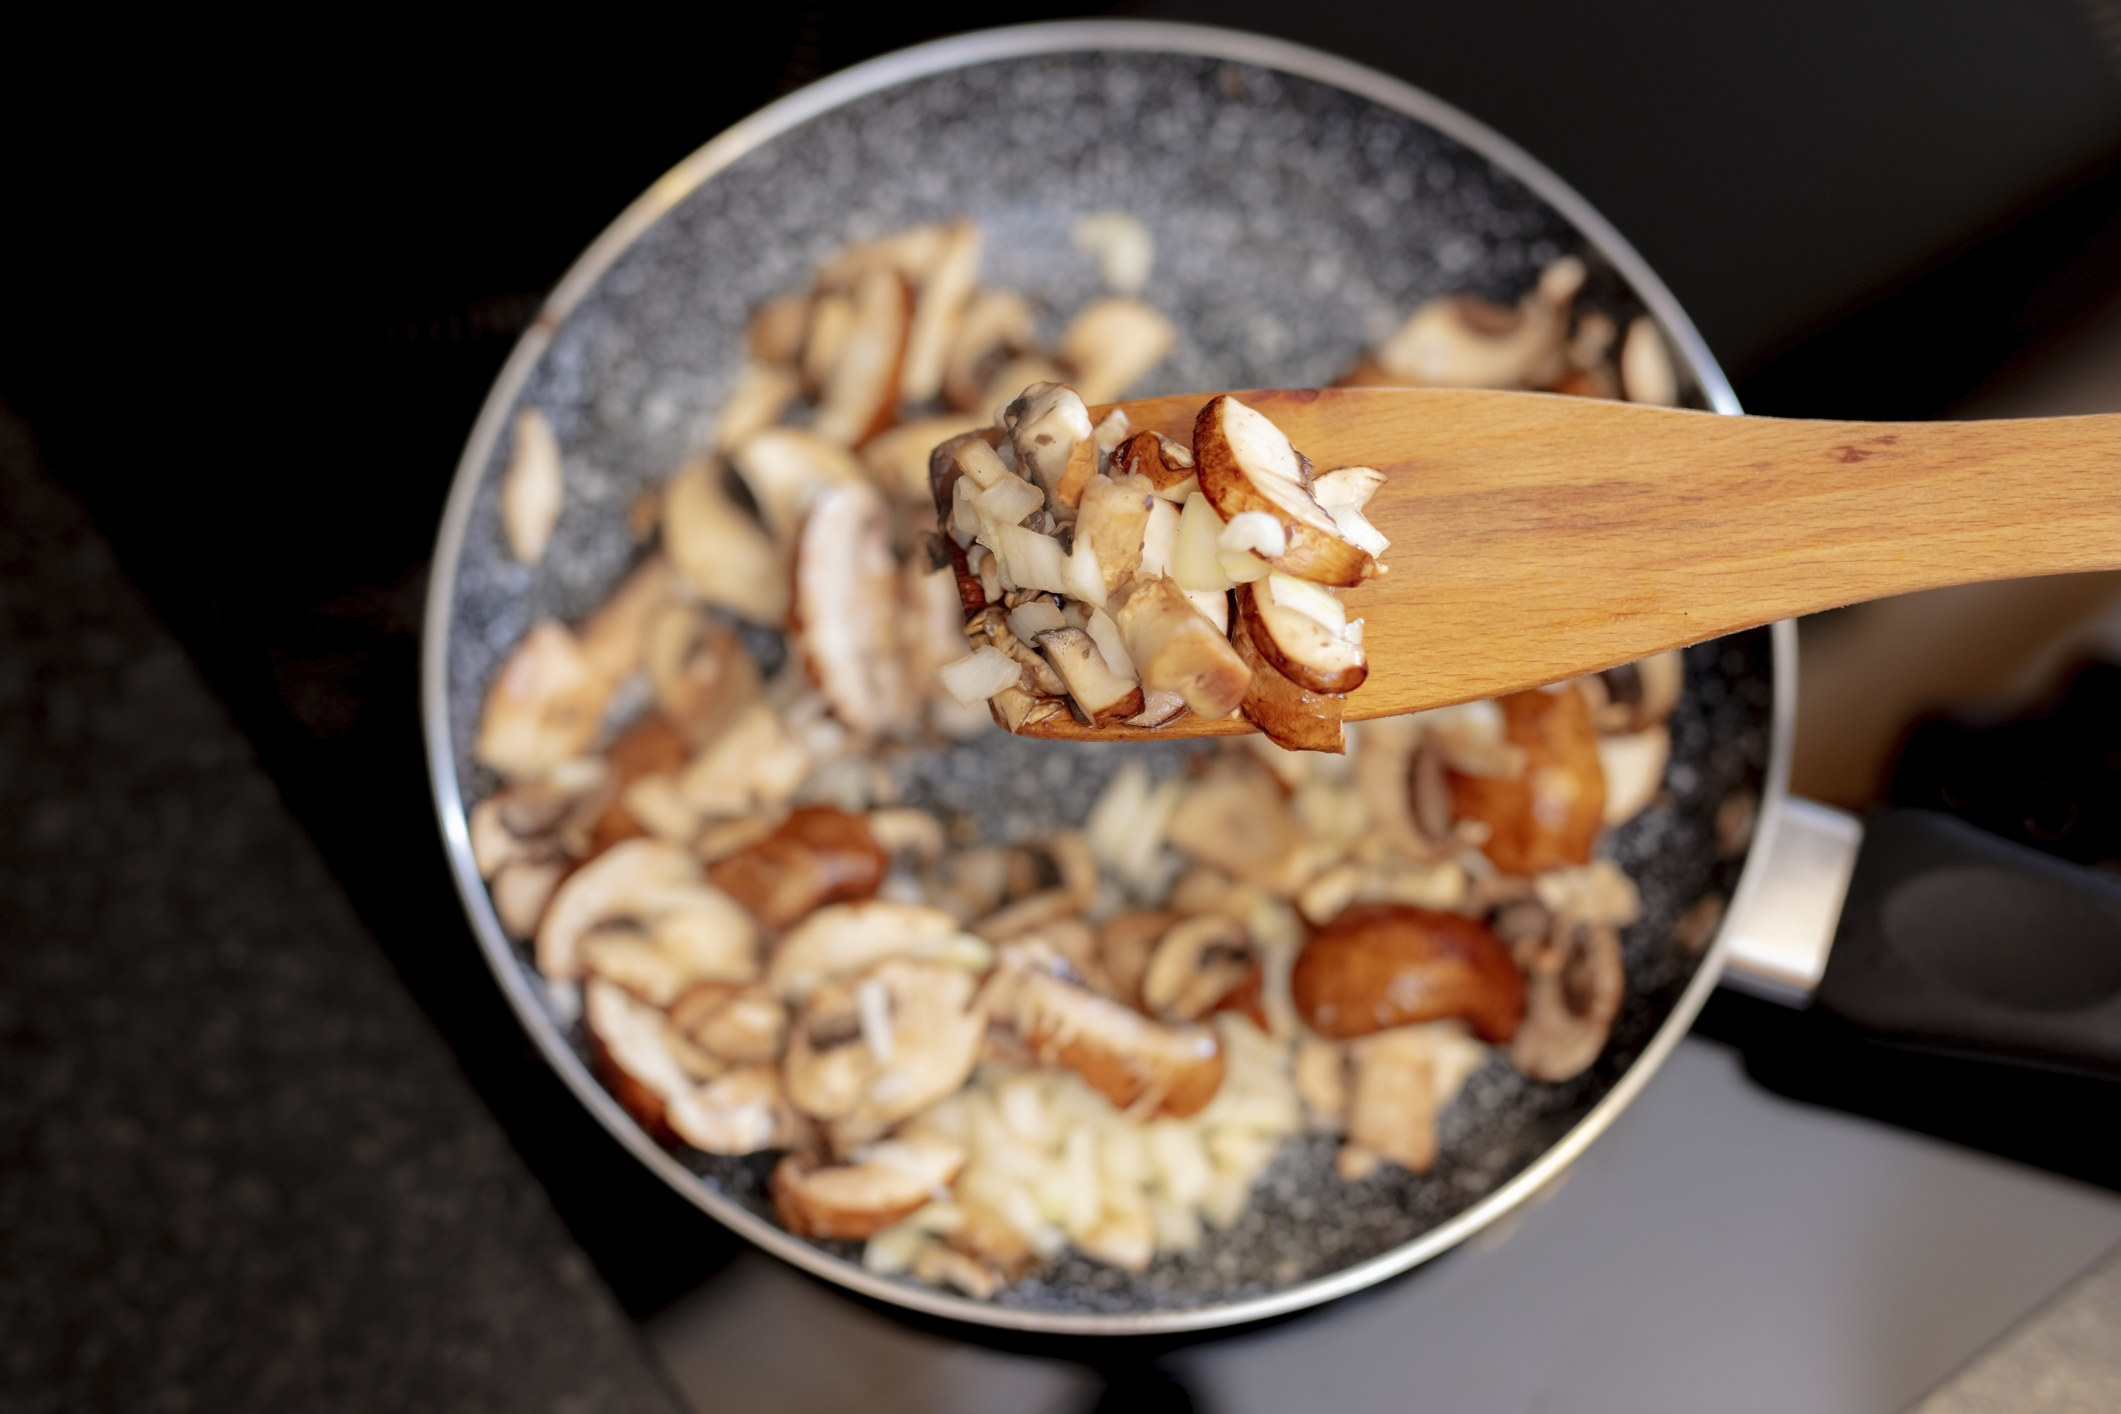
429 32 1775 1323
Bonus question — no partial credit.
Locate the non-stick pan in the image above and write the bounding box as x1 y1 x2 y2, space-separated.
423 21 2110 1335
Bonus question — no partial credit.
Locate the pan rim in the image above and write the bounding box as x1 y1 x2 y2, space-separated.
420 18 1790 1335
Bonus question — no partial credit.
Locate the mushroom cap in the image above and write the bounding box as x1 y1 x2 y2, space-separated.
1292 902 1525 1044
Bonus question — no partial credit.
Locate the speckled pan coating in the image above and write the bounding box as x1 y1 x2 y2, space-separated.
427 28 1777 1328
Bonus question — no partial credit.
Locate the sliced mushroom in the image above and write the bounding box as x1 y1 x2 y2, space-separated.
575 555 677 688
767 900 971 1001
815 224 951 290
945 1199 1041 1282
1620 316 1679 407
1035 627 1145 726
585 979 797 1153
1001 381 1096 507
677 701 812 819
581 713 694 859
501 406 563 565
1533 859 1643 929
795 482 913 735
1587 650 1685 734
469 777 586 879
1111 575 1251 721
1370 280 1568 390
491 859 568 939
1139 914 1253 1022
813 267 911 446
899 220 981 404
1110 430 1198 502
538 837 760 985
475 621 603 781
713 361 802 454
1093 407 1132 453
1058 297 1175 404
862 413 989 502
1345 717 1429 860
1127 690 1189 729
1447 686 1607 876
783 958 986 1138
645 602 762 747
670 981 788 1063
1075 473 1156 593
1596 725 1670 826
773 1135 968 1240
1164 762 1335 897
748 292 812 366
1510 920 1624 1082
1095 910 1178 1009
1070 210 1155 294
800 291 856 392
915 1242 1001 1298
1235 579 1366 695
1192 395 1374 587
1294 1037 1350 1123
705 805 888 929
943 289 1036 411
1291 902 1524 1043
989 957 1225 1119
1309 465 1383 511
730 427 868 543
1232 612 1346 754
1344 1023 1491 1174
979 356 1070 425
664 457 790 627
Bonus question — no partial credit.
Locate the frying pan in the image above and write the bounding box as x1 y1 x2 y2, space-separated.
423 20 1831 1333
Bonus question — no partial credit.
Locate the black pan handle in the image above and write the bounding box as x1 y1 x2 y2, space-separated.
1814 808 2121 1078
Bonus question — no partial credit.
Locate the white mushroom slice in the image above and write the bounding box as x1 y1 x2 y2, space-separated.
813 267 910 446
772 1134 969 1240
1193 396 1374 587
795 483 913 735
1058 297 1175 405
671 982 788 1063
1597 725 1670 825
861 413 987 501
664 458 791 627
991 962 1224 1119
1164 765 1336 898
1309 465 1385 511
900 220 981 404
783 960 985 1133
1532 859 1643 928
1171 491 1233 593
491 859 566 939
1092 408 1131 453
1137 499 1181 579
1620 315 1679 407
800 291 856 392
1070 210 1155 294
1510 921 1625 1081
620 774 701 845
816 224 951 290
936 645 1024 707
1126 689 1189 728
1112 576 1250 721
1075 473 1155 593
1237 580 1368 695
980 355 1070 426
1140 914 1252 1022
1373 289 1566 390
671 1065 801 1154
475 621 602 781
730 427 867 543
1002 381 1096 507
1035 628 1145 727
501 407 563 565
767 900 967 1000
536 837 757 982
748 292 812 366
646 602 761 747
468 782 580 878
574 556 677 688
677 701 812 818
1346 1023 1489 1173
712 361 801 454
585 979 797 1154
943 289 1036 411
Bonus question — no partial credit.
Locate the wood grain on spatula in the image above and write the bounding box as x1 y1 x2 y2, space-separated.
1020 386 2121 740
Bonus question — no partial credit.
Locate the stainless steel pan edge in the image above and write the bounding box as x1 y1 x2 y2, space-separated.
419 19 1794 1334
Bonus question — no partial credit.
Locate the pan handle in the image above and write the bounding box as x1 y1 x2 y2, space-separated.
1725 804 2121 1078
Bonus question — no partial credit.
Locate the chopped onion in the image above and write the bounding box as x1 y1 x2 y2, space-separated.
1138 499 1180 578
1173 493 1233 592
951 476 982 538
994 523 1071 595
935 645 1024 706
1184 588 1230 634
1216 510 1284 584
1084 606 1137 681
1008 600 1066 641
1064 536 1107 609
976 472 1045 528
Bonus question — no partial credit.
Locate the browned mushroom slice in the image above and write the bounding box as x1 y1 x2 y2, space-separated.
1235 579 1367 695
816 224 952 289
813 267 912 446
468 777 584 880
670 982 789 1064
646 602 762 748
1111 576 1251 721
1510 920 1624 1081
1109 430 1198 501
585 979 797 1153
501 406 563 565
664 457 791 627
993 963 1225 1119
1001 381 1096 507
899 220 981 404
748 292 812 366
1139 914 1254 1023
713 361 802 454
1370 260 1575 389
1035 628 1145 727
795 483 913 735
1232 613 1346 754
730 427 869 543
1097 911 1179 1009
1193 395 1374 587
1164 761 1336 897
537 837 759 983
942 289 1036 411
1058 297 1175 405
475 621 603 781
783 959 986 1137
705 805 889 930
766 901 971 1001
1448 686 1607 876
771 1135 967 1240
582 714 694 858
1292 902 1524 1043
1075 473 1156 593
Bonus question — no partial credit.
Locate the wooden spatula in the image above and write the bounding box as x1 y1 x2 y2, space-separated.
1011 386 2121 740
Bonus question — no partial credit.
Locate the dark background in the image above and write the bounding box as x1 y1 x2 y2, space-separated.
5 4 2121 1407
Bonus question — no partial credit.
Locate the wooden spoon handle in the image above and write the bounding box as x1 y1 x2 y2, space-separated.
1099 389 2121 722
